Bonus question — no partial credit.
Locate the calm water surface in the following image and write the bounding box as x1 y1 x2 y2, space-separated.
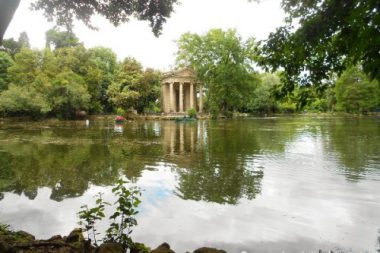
0 116 379 252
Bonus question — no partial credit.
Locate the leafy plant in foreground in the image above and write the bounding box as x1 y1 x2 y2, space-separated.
77 179 141 250
104 179 141 250
78 192 108 246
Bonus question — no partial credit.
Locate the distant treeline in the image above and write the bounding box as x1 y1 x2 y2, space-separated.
0 28 161 119
0 28 379 119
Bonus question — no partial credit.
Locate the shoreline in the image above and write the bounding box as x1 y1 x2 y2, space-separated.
0 227 227 253
0 111 379 122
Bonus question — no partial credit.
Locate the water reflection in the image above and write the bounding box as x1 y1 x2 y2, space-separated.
0 117 379 251
114 123 124 133
320 117 380 181
0 117 379 203
165 121 264 204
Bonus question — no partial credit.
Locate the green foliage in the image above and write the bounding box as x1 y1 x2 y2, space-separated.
7 48 41 86
259 0 380 91
0 38 161 117
0 223 11 233
307 98 328 112
104 179 141 250
177 29 259 116
0 84 51 117
1 32 30 57
45 27 80 49
0 51 14 91
116 108 126 116
78 193 108 246
18 32 30 49
30 0 178 36
335 66 380 113
187 108 197 118
49 71 90 118
78 179 141 251
248 72 280 113
278 99 297 113
107 58 161 113
86 47 118 113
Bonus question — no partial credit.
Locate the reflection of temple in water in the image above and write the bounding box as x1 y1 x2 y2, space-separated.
162 121 208 155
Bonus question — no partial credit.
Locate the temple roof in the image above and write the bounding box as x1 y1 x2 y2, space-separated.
162 68 196 81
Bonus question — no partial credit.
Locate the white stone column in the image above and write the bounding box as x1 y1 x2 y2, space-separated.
190 82 194 109
161 83 165 112
199 84 203 113
169 82 174 112
179 82 184 113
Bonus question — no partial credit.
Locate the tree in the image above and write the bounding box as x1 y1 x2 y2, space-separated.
259 0 380 92
107 58 161 113
176 29 258 117
2 32 31 57
45 27 80 49
107 58 143 111
18 32 30 49
134 68 161 114
248 72 280 113
0 51 14 91
7 48 41 87
85 47 118 113
0 0 178 45
48 71 90 118
335 66 379 113
0 84 50 117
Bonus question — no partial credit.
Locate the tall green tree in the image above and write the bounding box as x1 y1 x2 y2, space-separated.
107 58 142 111
335 66 379 113
45 27 80 49
248 72 280 113
86 47 118 113
0 0 178 45
7 48 41 87
2 32 31 57
107 58 161 113
259 0 380 91
48 71 90 118
18 31 30 49
134 68 161 114
176 29 258 117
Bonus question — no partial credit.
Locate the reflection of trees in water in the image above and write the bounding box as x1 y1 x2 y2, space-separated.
320 117 380 181
0 143 119 201
167 120 266 204
176 154 263 205
1 117 377 203
0 122 163 201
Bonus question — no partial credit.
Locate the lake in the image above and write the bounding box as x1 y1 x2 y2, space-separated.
0 116 379 252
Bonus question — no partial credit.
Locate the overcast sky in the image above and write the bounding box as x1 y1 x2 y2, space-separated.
5 0 285 71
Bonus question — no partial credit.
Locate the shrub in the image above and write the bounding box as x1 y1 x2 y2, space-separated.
78 179 141 250
187 108 197 118
116 108 126 116
278 101 296 113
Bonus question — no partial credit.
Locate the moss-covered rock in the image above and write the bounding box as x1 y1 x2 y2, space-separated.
193 247 227 253
151 243 175 253
96 242 124 253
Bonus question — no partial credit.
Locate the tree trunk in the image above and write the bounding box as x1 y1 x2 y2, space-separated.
0 0 21 45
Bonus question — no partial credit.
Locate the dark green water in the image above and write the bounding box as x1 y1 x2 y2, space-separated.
0 116 379 252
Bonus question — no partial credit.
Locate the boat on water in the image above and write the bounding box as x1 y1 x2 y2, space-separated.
115 115 125 123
